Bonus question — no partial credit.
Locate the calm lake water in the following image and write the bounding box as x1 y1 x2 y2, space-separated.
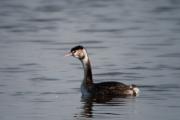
0 0 180 120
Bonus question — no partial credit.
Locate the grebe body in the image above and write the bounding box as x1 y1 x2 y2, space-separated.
65 45 139 97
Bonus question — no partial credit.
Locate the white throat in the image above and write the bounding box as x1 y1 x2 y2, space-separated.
79 49 93 96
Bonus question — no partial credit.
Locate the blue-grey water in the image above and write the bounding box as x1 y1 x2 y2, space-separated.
0 0 180 120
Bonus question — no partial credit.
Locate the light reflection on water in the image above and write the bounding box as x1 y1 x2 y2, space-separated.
0 0 180 120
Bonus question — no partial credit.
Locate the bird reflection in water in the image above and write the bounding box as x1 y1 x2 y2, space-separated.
74 95 134 119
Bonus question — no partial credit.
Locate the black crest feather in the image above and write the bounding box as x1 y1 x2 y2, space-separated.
71 45 84 52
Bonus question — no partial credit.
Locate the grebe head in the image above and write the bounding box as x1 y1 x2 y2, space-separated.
65 45 87 60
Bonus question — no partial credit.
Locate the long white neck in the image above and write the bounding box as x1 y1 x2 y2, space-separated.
80 52 93 86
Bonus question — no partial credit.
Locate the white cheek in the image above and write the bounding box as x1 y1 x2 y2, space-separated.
73 52 79 58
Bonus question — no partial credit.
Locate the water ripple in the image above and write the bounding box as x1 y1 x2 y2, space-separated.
26 18 64 23
156 53 180 58
137 42 174 47
0 67 25 73
29 77 60 81
152 6 177 13
128 64 180 71
127 66 149 70
26 40 103 46
0 63 41 74
19 63 39 66
0 25 18 30
140 84 180 92
35 5 65 13
11 91 34 96
40 91 69 95
31 98 54 103
94 72 137 76
79 28 124 33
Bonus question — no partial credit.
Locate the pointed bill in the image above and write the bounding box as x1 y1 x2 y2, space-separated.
64 52 72 57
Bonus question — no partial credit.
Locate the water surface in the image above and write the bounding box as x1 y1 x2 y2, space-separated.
0 0 180 120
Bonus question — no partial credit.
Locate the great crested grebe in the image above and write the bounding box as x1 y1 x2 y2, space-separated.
65 45 139 97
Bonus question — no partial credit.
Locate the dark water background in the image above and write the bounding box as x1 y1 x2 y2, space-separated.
0 0 180 120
